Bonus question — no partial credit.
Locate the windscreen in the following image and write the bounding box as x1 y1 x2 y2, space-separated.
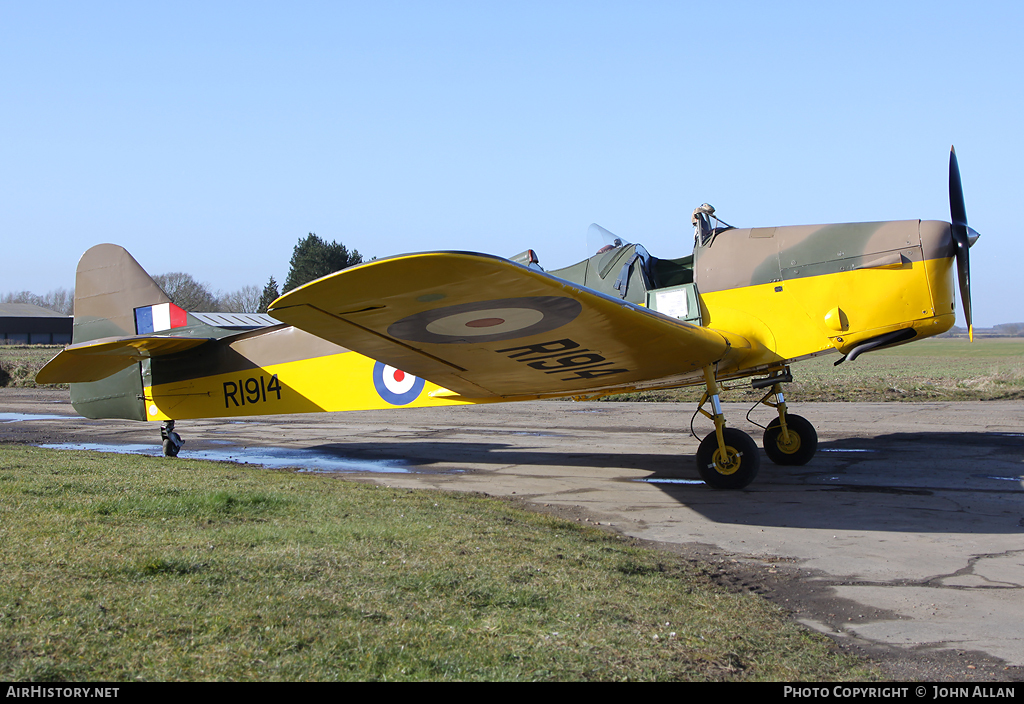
586 223 631 256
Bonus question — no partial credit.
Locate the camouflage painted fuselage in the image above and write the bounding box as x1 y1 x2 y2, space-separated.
693 219 955 377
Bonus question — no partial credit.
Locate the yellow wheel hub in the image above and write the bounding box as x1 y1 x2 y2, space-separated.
776 428 802 454
712 447 743 475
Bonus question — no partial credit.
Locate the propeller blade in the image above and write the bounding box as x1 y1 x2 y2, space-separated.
949 147 967 227
948 146 974 341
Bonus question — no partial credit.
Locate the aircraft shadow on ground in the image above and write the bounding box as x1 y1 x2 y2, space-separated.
299 430 1024 534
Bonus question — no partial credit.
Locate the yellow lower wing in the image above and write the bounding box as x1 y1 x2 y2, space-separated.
270 252 731 398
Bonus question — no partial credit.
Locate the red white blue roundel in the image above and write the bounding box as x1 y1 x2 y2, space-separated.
387 296 582 344
373 361 425 405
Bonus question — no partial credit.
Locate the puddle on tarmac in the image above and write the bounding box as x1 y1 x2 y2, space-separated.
973 474 1024 483
38 442 416 474
1 413 78 423
636 478 705 485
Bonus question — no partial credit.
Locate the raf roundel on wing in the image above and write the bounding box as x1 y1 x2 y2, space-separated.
387 296 583 344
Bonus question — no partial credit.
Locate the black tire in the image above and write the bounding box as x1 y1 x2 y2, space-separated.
696 428 760 490
162 436 181 458
763 414 817 466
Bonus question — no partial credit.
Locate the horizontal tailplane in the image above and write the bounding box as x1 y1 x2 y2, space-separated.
37 335 209 384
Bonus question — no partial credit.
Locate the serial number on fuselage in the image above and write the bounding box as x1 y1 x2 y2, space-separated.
223 374 282 408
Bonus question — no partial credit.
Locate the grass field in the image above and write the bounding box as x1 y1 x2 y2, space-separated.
3 339 1023 402
0 445 877 682
0 346 63 389
788 338 1024 402
606 338 1024 403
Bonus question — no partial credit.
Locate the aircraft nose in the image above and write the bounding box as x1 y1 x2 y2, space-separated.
919 220 955 260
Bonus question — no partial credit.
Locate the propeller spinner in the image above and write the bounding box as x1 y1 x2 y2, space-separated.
948 146 979 341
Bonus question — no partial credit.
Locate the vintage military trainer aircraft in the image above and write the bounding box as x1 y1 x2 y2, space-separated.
37 148 979 489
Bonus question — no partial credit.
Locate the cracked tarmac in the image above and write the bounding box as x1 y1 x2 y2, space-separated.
2 389 1022 679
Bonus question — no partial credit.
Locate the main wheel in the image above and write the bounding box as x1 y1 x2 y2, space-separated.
762 414 817 466
696 428 760 490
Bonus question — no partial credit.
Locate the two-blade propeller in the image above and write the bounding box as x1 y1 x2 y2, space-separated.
949 146 979 341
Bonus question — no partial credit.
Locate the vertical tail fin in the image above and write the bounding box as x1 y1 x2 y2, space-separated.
68 244 172 420
73 244 172 344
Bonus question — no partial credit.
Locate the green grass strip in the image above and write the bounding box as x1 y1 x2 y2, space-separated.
0 445 876 681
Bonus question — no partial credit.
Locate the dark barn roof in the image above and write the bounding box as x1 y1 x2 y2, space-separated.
0 303 72 344
0 303 67 317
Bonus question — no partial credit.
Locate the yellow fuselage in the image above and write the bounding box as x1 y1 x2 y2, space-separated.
702 252 956 378
143 220 959 420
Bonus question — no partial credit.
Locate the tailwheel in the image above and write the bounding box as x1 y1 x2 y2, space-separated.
162 437 181 457
763 414 817 466
160 420 183 458
696 428 760 490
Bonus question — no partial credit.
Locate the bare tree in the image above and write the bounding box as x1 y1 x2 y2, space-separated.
1 288 75 315
1 291 40 306
152 273 220 311
46 288 74 316
994 323 1024 337
218 285 262 313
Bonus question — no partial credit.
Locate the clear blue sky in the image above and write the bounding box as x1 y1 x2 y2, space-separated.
2 1 1020 326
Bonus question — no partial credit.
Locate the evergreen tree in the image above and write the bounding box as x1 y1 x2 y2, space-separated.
283 233 362 292
257 276 280 314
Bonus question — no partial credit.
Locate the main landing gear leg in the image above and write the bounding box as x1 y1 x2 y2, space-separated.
694 366 760 490
161 420 183 458
754 372 818 466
